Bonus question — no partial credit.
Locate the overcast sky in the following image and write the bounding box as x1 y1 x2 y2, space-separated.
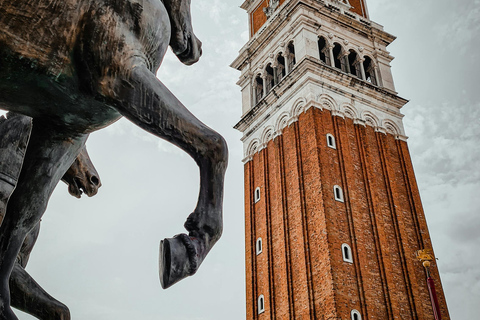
1 0 479 319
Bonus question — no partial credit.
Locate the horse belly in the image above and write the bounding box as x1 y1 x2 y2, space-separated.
0 0 85 75
0 70 121 134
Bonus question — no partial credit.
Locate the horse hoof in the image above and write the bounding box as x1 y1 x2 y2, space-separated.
159 234 200 289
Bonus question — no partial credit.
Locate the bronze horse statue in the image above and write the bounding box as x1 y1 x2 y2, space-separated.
1 112 103 319
0 0 228 318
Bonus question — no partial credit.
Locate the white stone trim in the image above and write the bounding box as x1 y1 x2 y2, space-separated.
326 133 336 149
256 237 263 255
342 243 353 263
258 295 265 314
334 185 344 202
351 309 362 320
240 89 406 162
254 187 261 203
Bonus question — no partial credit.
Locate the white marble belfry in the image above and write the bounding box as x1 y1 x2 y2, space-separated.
232 0 409 162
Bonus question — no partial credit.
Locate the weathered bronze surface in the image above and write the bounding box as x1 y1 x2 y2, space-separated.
0 113 102 319
0 0 228 318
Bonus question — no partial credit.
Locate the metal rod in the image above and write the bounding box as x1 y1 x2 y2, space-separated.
426 268 442 320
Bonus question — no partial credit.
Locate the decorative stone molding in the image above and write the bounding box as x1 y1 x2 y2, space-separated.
362 112 379 127
275 112 290 134
241 91 407 162
384 121 400 135
263 0 280 18
324 0 352 13
261 126 275 145
375 126 387 134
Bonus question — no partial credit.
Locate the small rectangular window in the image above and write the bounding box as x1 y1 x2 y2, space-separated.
334 185 344 202
351 310 362 320
254 187 261 203
256 238 263 255
327 134 336 149
342 244 353 263
258 295 265 314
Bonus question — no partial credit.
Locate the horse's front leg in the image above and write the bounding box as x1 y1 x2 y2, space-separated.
111 64 228 289
0 121 87 320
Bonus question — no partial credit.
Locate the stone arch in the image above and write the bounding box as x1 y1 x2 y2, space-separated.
251 72 260 85
383 120 400 135
264 62 275 92
346 48 362 77
362 111 379 128
332 42 347 71
343 105 358 119
345 45 361 57
318 32 333 47
286 39 295 49
247 139 261 157
317 33 332 64
291 97 307 118
262 58 275 72
275 46 286 57
317 94 338 111
261 126 275 144
286 40 296 72
254 65 264 78
363 55 378 85
275 112 290 133
252 73 264 105
275 51 287 83
362 54 377 68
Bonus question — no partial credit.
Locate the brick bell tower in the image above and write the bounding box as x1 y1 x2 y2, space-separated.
232 0 450 319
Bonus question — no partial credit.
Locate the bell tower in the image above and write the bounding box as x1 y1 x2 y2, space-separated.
232 0 450 319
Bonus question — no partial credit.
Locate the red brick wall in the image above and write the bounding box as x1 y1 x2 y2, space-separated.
250 0 286 36
349 0 368 18
244 107 450 319
250 0 368 36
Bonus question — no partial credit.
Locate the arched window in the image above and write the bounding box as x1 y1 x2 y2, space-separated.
363 56 377 86
254 187 261 203
258 295 265 314
351 309 362 320
342 243 353 263
318 36 330 65
334 185 344 202
326 133 336 149
276 54 286 83
332 43 346 72
265 64 275 92
254 75 264 105
287 42 296 72
347 50 360 77
256 238 263 255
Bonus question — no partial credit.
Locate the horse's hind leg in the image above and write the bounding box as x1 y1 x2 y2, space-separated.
0 120 87 320
8 221 70 320
111 64 228 288
10 262 70 320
